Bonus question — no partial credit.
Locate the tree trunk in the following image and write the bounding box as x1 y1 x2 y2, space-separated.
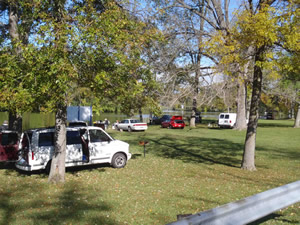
190 67 201 128
8 3 23 134
235 80 247 130
294 104 300 128
241 47 264 171
189 0 206 128
139 108 143 122
190 99 197 128
48 105 67 184
8 112 22 134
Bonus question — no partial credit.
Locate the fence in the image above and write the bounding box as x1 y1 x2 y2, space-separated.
167 180 300 225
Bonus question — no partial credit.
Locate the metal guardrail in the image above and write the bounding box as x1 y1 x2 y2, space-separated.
167 180 300 225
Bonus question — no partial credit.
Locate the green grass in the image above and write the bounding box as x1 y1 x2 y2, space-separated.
0 120 299 225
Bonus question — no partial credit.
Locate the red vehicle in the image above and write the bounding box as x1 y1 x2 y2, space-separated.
0 131 19 162
161 116 185 129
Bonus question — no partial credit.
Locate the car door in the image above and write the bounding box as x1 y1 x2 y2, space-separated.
0 131 19 161
118 120 129 130
66 130 83 163
37 131 55 165
88 128 113 162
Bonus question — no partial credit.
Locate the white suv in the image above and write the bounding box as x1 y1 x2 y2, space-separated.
16 126 131 172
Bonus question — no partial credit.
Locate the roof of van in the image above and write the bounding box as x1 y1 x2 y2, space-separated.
23 126 104 133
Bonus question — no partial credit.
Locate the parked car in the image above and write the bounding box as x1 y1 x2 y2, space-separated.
149 116 160 125
161 116 185 129
266 112 274 120
150 115 171 125
161 119 171 128
0 130 19 162
15 126 131 172
218 113 237 128
115 119 148 132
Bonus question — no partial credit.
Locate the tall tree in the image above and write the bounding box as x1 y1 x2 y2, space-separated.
1 0 160 183
200 0 297 169
240 0 294 170
275 2 300 127
149 0 252 129
0 0 35 133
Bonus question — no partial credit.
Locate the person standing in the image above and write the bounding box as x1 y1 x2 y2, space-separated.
80 129 89 163
104 118 109 130
0 120 8 131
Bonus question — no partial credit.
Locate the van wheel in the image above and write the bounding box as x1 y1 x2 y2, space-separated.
128 127 132 132
112 153 126 168
45 160 52 174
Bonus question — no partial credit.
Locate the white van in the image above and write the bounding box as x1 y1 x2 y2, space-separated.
15 126 131 172
218 113 237 128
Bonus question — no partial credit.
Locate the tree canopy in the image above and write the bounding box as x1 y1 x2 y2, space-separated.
1 0 161 183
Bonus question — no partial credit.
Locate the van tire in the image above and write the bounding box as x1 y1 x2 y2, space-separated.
128 127 132 132
45 160 52 174
111 153 126 168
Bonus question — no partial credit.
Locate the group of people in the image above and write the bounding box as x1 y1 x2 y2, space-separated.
104 119 120 130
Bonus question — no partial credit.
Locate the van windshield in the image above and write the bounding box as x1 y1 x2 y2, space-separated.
89 129 111 142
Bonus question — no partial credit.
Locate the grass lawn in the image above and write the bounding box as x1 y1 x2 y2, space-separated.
0 119 299 225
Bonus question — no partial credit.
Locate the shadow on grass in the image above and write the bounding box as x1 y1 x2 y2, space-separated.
256 146 300 162
12 163 111 178
147 135 244 168
132 153 143 159
247 213 280 225
0 162 15 170
29 184 116 225
258 120 294 128
0 179 117 225
67 163 110 174
246 213 299 225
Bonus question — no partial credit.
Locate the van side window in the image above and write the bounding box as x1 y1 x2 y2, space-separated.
39 132 54 147
220 114 224 119
1 133 18 146
225 115 229 119
67 131 81 145
89 129 111 143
